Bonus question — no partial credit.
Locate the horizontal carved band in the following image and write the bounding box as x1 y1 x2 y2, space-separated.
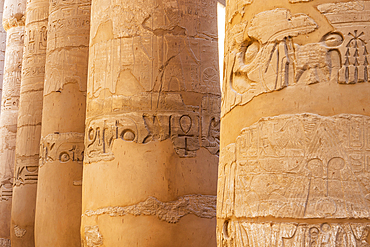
218 220 370 247
218 114 370 220
40 132 84 166
85 96 220 161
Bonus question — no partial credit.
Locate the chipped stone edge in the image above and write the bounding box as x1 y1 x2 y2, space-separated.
83 194 217 223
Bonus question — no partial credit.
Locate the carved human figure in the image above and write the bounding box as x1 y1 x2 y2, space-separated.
81 0 220 245
33 0 90 245
219 0 370 246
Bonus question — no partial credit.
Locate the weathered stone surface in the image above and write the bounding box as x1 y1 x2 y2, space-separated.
0 0 6 116
82 0 220 245
219 0 370 246
34 0 90 245
84 195 216 223
0 0 25 242
10 0 48 244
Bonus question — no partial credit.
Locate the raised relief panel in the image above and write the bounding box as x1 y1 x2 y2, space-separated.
40 133 84 166
218 221 370 247
222 3 370 115
218 114 370 220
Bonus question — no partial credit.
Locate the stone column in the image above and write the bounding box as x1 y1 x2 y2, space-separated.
81 0 220 246
34 0 90 245
10 0 48 245
0 0 25 245
0 0 6 115
218 0 370 246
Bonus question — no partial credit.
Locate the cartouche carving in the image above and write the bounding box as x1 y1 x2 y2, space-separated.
84 195 216 223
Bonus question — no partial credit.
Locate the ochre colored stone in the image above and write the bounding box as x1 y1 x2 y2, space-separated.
218 0 370 246
10 0 48 245
81 0 220 245
33 0 90 245
0 0 25 243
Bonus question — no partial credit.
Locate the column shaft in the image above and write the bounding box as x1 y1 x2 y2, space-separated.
218 0 370 246
11 0 48 245
81 0 220 246
0 0 25 245
34 0 90 245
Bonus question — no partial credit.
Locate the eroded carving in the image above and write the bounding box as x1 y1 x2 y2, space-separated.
13 225 26 238
318 1 370 84
217 221 370 247
84 226 103 247
84 195 216 223
222 4 370 115
85 95 220 161
0 238 10 247
218 114 370 219
0 184 12 201
40 132 84 166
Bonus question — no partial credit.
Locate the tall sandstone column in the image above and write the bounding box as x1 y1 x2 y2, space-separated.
0 0 25 245
81 0 220 246
218 0 370 246
0 0 6 115
34 0 90 245
11 0 48 245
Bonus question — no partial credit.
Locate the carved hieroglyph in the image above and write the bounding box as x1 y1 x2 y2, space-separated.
219 114 370 219
0 0 25 242
34 0 90 245
219 1 370 246
218 114 370 246
10 0 48 244
218 221 370 246
221 3 370 116
82 0 220 245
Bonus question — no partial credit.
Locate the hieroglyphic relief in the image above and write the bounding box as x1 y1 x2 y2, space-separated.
318 1 370 84
85 95 220 161
222 2 370 115
86 0 220 160
217 221 370 247
43 0 89 95
40 133 84 166
218 114 370 220
0 184 11 201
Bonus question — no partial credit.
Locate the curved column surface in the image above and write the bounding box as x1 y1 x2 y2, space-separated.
81 0 220 246
0 0 6 116
10 0 48 245
0 0 25 244
218 0 370 246
33 0 90 245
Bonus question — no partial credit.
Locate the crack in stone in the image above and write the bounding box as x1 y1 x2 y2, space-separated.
84 194 217 223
